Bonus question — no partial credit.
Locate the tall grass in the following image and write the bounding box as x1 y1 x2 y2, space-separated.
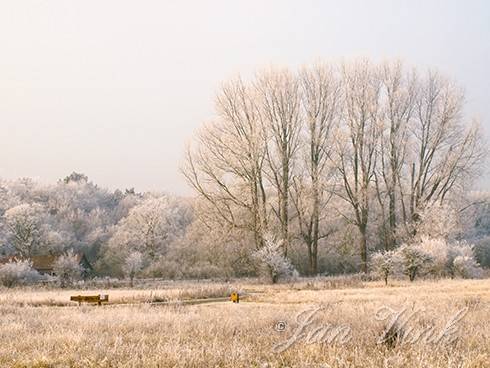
0 278 488 367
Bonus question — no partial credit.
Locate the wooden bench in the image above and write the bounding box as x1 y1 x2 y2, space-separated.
70 294 109 306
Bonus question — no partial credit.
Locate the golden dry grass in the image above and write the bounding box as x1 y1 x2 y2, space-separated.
0 278 488 367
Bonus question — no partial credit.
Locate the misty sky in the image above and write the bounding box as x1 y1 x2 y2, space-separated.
1 1 489 195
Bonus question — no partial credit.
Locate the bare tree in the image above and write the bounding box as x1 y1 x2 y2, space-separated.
375 61 417 249
291 64 340 274
182 78 268 249
406 72 485 226
333 60 382 273
256 69 302 256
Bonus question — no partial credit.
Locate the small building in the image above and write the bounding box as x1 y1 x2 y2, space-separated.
0 252 93 278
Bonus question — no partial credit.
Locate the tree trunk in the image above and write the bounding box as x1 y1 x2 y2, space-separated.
281 139 290 257
306 237 318 275
359 224 368 273
311 246 318 275
387 185 396 249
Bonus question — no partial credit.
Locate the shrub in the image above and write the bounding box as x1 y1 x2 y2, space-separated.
415 237 483 279
395 244 433 282
0 260 40 287
453 256 483 279
252 234 298 283
53 251 83 288
417 237 450 277
370 250 400 285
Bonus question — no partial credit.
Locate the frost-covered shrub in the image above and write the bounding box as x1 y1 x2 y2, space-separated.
453 256 483 279
449 241 483 278
395 244 433 281
54 251 83 288
0 260 40 287
412 237 483 279
252 234 297 283
416 237 450 277
370 250 400 285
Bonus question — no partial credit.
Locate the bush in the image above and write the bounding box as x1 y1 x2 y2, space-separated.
417 237 483 278
252 234 298 283
395 244 433 281
416 237 450 277
0 260 40 287
453 256 483 279
370 250 400 285
396 237 483 280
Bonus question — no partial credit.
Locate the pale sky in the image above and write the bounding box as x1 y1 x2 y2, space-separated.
1 1 489 194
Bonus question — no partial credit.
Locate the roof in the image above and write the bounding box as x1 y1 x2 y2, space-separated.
31 255 58 271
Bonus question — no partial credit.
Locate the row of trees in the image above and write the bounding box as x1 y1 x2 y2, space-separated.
2 177 488 285
0 60 488 283
183 59 486 275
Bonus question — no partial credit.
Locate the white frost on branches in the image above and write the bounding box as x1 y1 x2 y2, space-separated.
252 234 298 283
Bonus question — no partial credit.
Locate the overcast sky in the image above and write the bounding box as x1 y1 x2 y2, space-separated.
1 1 489 194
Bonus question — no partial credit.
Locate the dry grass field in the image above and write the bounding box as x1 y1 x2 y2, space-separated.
0 278 488 368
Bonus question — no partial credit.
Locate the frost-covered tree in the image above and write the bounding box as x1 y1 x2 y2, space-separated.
257 69 303 256
291 63 340 274
182 77 269 250
108 196 192 260
374 61 417 250
448 240 482 278
406 72 484 223
53 251 83 287
404 204 461 243
3 203 45 258
123 251 143 287
332 60 382 273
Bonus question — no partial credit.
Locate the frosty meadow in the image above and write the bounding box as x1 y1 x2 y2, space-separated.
0 279 488 367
